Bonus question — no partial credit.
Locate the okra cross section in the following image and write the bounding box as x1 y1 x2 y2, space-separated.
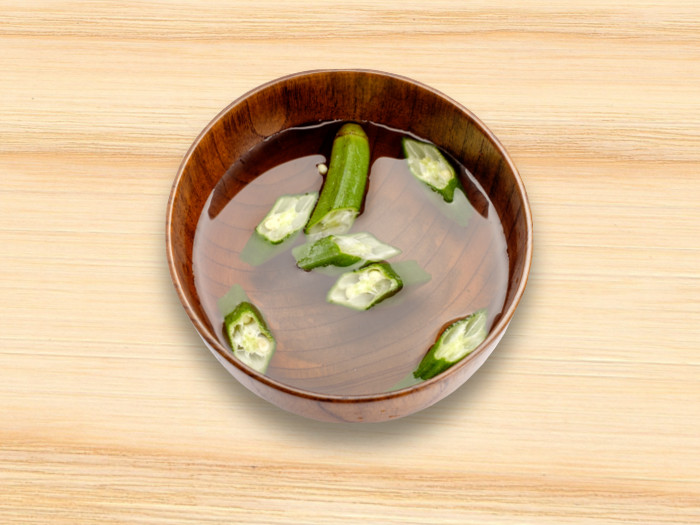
327 262 403 311
305 123 370 238
402 137 460 202
293 232 401 271
224 301 276 373
255 192 318 244
413 309 488 380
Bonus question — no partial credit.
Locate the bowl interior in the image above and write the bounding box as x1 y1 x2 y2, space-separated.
167 70 531 411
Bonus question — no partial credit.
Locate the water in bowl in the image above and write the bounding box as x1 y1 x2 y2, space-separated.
193 120 508 395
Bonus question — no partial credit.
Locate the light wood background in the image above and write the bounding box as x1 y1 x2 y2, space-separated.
2 1 698 523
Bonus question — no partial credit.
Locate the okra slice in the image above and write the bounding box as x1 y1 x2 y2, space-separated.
413 309 488 380
402 137 460 202
293 232 401 271
305 123 370 238
224 301 276 374
327 262 403 311
255 192 318 244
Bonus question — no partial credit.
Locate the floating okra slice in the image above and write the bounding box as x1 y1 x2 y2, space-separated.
402 137 460 203
327 262 403 311
305 123 370 238
293 232 401 271
413 309 488 380
223 301 276 373
255 192 318 244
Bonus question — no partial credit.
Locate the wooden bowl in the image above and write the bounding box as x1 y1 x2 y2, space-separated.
166 70 532 422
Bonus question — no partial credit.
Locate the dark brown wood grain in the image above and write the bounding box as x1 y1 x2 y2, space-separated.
166 69 533 422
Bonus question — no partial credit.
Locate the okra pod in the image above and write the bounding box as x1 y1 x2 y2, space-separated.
327 262 403 311
255 192 318 244
413 309 488 380
402 137 460 202
224 301 276 373
293 232 401 271
305 123 370 238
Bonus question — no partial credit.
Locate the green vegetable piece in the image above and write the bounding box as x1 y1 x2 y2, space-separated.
305 123 370 238
255 192 318 244
224 301 276 374
327 262 403 311
293 236 357 270
413 309 488 380
402 137 460 202
293 232 401 271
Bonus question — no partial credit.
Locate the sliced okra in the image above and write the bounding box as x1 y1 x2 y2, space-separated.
255 192 318 244
327 262 403 311
402 137 460 203
293 232 401 271
305 123 370 238
413 309 488 380
224 301 276 374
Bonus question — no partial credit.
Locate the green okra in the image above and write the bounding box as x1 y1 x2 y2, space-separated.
327 262 403 311
305 123 370 238
413 309 488 380
402 137 460 203
255 192 318 244
292 232 401 271
224 301 276 374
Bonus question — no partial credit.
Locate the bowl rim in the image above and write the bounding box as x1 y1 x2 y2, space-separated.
166 68 533 404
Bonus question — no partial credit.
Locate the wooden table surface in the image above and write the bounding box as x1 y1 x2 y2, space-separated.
2 1 699 523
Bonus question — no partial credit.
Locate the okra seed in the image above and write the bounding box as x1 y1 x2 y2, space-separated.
317 163 328 175
257 336 270 352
